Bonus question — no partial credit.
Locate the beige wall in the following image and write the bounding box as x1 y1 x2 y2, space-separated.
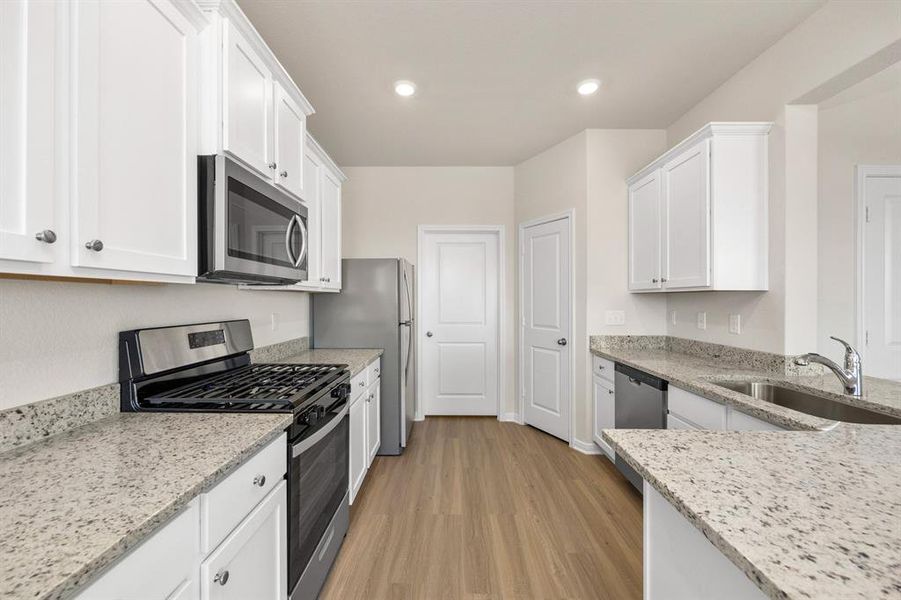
340 166 516 416
664 0 901 355
0 280 309 410
817 71 901 363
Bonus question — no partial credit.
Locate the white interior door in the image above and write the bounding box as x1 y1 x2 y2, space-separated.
521 216 571 441
863 168 901 380
421 230 499 415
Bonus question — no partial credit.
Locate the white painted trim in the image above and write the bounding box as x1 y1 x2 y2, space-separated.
855 165 901 362
518 209 576 446
570 438 603 455
498 412 522 424
416 225 506 420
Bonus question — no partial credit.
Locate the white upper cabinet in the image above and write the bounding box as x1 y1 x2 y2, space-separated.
627 122 771 292
628 170 662 291
318 167 343 290
273 82 306 199
222 19 272 177
661 139 711 289
0 0 58 265
71 0 200 277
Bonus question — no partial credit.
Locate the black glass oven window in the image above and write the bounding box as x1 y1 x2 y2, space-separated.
288 415 348 592
226 177 301 267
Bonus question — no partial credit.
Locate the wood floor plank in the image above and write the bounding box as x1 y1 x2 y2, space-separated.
321 417 643 600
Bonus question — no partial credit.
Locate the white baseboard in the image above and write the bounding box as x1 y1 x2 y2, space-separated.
497 412 522 423
570 438 603 455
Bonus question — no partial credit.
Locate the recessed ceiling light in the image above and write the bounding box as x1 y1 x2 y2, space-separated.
577 79 601 96
394 80 416 97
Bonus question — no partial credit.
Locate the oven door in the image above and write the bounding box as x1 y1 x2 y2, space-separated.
209 155 308 283
287 403 349 597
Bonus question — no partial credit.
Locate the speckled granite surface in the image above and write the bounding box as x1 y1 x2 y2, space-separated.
248 336 310 363
589 340 901 429
274 348 383 376
0 412 291 600
604 426 901 600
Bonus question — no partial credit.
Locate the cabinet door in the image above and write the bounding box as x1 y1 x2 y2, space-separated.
0 0 57 264
273 82 305 200
76 501 200 600
301 149 322 284
348 395 367 504
71 0 198 277
222 20 272 177
592 377 615 459
662 140 711 289
201 482 287 600
628 170 662 290
366 379 381 465
318 169 342 290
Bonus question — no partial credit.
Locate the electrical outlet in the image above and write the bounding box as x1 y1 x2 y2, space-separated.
605 310 625 326
696 312 707 330
271 312 280 331
729 314 742 335
670 310 677 325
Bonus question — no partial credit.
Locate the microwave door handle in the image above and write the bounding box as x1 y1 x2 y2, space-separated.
284 215 299 266
294 215 308 269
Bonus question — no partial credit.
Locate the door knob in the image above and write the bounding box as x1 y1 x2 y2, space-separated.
426 331 433 337
557 338 567 346
35 230 57 244
84 239 103 252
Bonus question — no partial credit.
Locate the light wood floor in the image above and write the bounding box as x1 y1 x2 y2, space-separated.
321 417 643 600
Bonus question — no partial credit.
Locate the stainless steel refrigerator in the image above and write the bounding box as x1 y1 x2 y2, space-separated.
312 258 415 454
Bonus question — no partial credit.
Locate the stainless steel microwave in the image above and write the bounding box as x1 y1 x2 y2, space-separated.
198 155 308 285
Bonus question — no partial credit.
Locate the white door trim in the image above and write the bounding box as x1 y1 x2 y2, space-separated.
855 165 901 363
415 225 506 420
518 209 575 444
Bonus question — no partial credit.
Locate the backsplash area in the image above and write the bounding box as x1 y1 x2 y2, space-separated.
0 279 310 411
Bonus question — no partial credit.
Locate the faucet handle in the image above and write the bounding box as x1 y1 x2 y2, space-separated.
829 336 861 369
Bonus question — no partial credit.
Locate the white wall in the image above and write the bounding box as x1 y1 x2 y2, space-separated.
0 280 309 410
664 0 901 354
817 68 901 362
340 167 516 416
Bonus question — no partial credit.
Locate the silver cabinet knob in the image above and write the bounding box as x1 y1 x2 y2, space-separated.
253 475 266 487
279 170 288 178
374 368 379 375
557 338 567 346
35 230 57 244
85 239 103 252
214 570 229 586
651 278 658 283
426 331 433 337
268 162 277 170
661 277 668 283
608 389 614 395
358 380 365 387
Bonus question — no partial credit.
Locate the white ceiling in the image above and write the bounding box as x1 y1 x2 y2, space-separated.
237 0 823 166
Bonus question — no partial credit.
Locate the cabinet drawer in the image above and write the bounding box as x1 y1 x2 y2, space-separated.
350 368 368 402
728 408 785 431
668 386 726 431
667 413 700 430
202 433 286 553
592 355 615 383
366 358 381 383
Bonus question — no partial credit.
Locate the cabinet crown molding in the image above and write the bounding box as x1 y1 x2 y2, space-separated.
306 131 348 182
196 0 315 116
627 121 772 185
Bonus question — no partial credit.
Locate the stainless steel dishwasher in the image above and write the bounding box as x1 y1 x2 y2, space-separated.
614 363 667 492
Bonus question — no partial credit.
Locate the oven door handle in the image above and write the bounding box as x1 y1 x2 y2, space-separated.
292 404 348 458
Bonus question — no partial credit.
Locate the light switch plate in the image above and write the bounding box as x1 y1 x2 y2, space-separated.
729 314 742 334
696 312 707 330
271 312 280 331
605 310 625 326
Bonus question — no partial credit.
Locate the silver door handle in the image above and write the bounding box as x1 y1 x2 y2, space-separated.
426 331 433 337
35 230 57 244
292 405 348 457
295 215 307 268
285 215 299 266
557 338 567 346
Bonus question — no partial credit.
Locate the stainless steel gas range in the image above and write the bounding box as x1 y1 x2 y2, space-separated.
119 319 349 600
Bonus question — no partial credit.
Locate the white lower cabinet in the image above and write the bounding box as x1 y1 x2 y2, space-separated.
668 385 786 432
592 376 615 459
366 379 381 465
644 482 766 599
349 391 368 504
349 357 381 504
200 481 287 600
75 435 287 600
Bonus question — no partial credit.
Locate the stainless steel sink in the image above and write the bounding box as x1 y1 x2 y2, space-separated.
712 380 901 425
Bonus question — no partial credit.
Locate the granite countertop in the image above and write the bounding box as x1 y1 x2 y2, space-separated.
604 426 901 600
589 344 901 430
275 348 383 377
0 412 292 600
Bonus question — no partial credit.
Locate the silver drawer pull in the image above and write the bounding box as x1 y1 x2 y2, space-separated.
214 570 229 586
85 239 103 252
253 475 266 487
35 229 57 244
280 170 288 178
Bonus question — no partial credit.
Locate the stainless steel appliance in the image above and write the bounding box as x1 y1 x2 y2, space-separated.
614 362 667 492
198 155 308 285
118 320 349 600
312 258 415 455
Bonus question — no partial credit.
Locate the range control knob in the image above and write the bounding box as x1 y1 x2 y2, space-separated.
303 410 319 427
